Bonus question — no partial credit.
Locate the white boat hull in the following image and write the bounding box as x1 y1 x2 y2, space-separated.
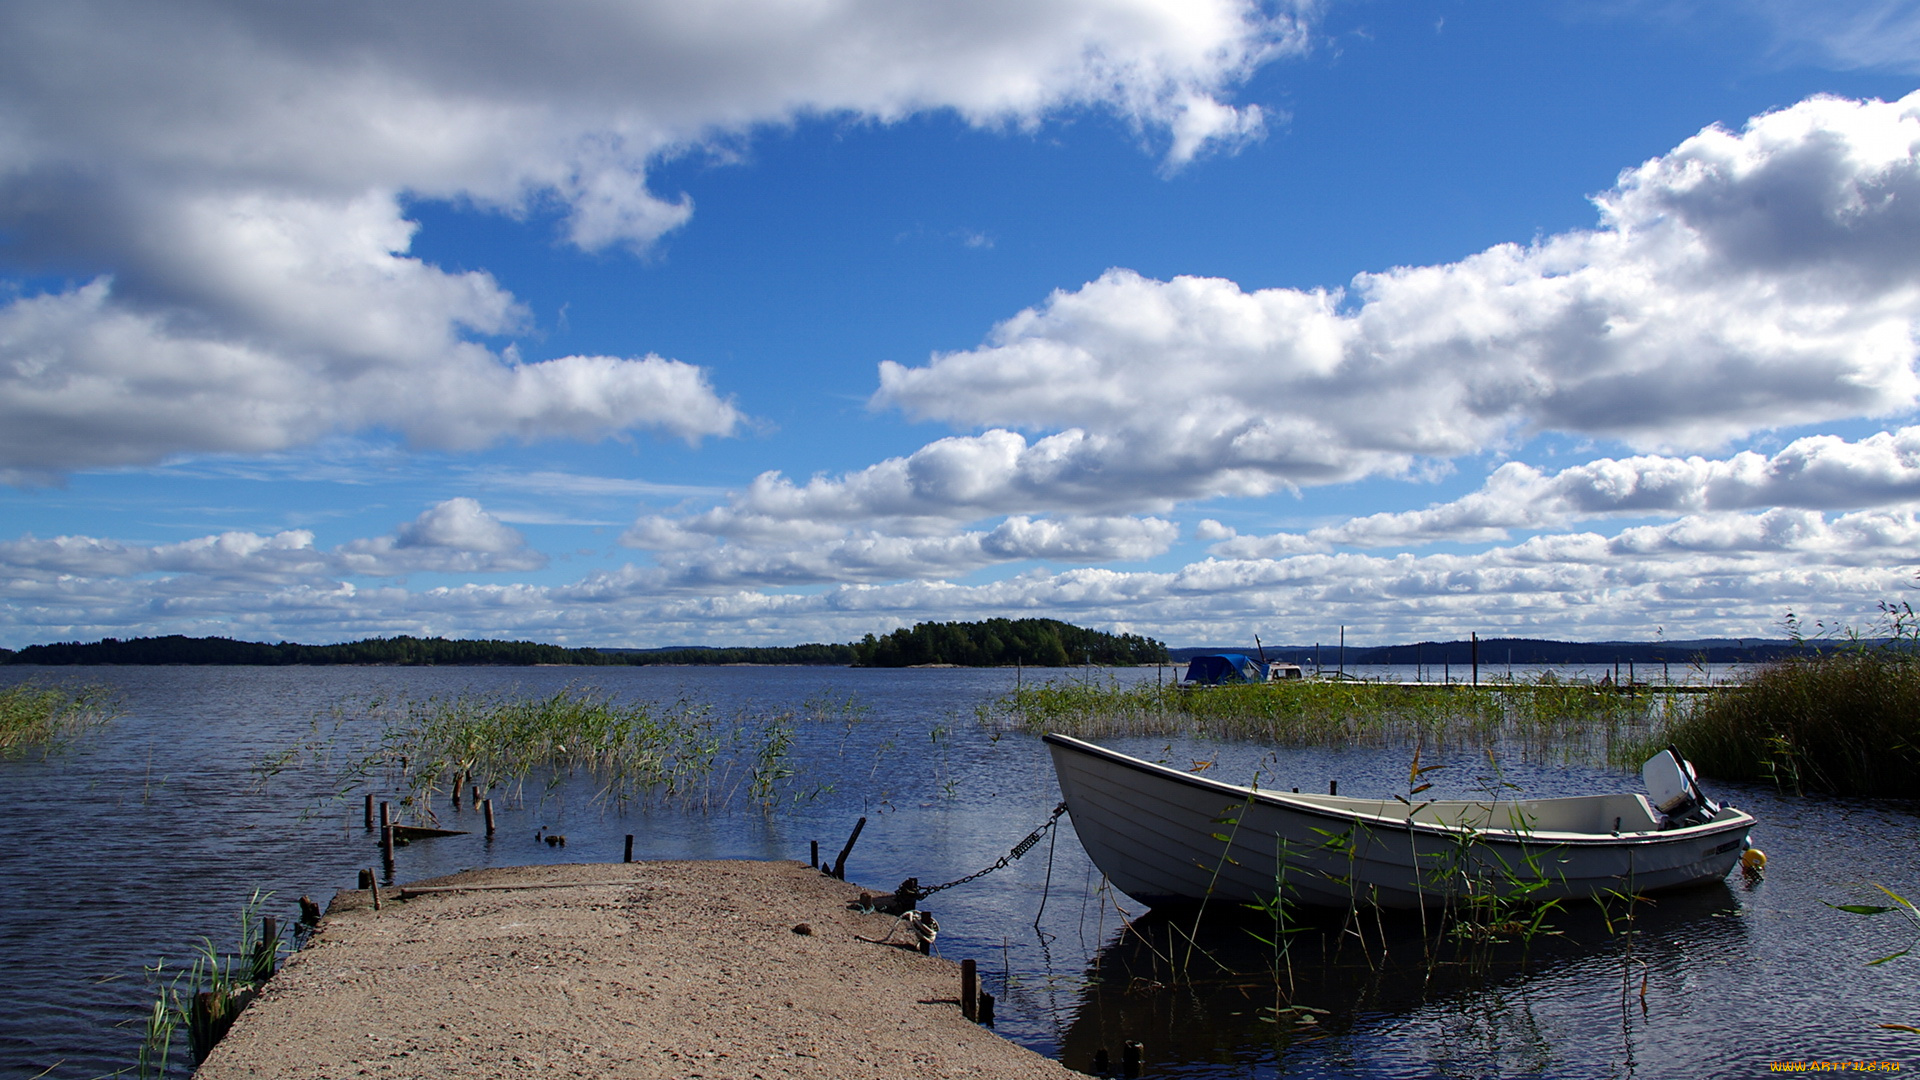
1045 734 1755 910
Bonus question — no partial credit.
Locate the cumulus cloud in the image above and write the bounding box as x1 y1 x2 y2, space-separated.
0 0 1297 477
626 514 1178 588
872 92 1920 513
8 508 1915 648
0 498 545 585
1212 427 1920 555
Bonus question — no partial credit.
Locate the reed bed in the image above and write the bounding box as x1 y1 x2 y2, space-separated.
0 680 116 758
985 676 1662 767
1653 649 1920 797
300 687 866 818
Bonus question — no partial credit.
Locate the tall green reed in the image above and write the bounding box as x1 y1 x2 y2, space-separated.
1645 603 1920 796
985 676 1659 767
266 686 868 817
0 681 117 758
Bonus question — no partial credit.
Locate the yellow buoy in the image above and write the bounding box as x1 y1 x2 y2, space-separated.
1741 848 1767 873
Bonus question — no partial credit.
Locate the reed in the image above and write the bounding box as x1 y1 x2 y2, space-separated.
985 676 1658 766
133 890 283 1076
0 680 116 758
1649 646 1920 797
277 686 870 818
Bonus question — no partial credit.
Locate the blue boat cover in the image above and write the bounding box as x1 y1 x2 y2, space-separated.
1183 653 1266 685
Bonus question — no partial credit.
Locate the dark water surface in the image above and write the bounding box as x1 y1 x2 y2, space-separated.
1 665 1914 1078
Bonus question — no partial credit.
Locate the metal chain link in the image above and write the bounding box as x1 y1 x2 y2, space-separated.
918 801 1069 898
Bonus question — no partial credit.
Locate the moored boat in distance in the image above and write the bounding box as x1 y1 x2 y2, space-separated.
1044 733 1756 909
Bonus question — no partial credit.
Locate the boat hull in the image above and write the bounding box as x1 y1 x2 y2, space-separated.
1045 734 1754 910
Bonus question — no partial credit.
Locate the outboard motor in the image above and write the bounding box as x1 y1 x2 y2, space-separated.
1642 746 1720 828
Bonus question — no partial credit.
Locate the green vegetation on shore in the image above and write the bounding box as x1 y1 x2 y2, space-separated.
0 680 116 757
3 618 1166 668
1654 621 1920 798
851 617 1167 667
988 675 1654 767
2 634 858 667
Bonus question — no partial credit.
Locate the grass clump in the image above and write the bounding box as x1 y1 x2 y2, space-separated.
986 676 1657 766
265 687 868 817
1655 647 1920 797
0 680 116 758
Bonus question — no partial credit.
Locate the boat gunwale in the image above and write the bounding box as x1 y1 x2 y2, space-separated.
1042 732 1755 849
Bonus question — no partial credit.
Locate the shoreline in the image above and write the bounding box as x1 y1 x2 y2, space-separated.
196 860 1078 1080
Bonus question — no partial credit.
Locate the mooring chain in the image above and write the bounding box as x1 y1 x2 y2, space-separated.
917 801 1069 898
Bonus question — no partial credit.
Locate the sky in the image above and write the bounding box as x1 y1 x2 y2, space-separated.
4 0 1920 650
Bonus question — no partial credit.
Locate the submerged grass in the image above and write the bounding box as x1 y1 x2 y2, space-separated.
0 680 116 758
984 675 1660 767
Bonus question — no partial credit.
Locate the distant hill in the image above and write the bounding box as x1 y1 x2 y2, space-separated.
1170 637 1831 667
1 618 1167 667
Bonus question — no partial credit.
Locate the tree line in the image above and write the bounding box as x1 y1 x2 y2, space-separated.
1 619 1168 668
850 618 1167 667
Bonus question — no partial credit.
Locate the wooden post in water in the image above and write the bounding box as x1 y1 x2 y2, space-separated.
482 798 495 836
978 991 995 1025
357 868 374 889
961 958 977 1021
1472 631 1479 686
1124 1040 1144 1077
378 801 390 831
363 793 374 830
451 775 462 809
624 835 634 863
382 824 395 863
832 816 867 880
810 840 819 868
1329 780 1338 796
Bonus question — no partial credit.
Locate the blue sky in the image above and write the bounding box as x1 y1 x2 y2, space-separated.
4 1 1920 649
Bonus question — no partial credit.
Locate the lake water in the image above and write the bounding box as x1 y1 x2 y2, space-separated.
1 664 1914 1078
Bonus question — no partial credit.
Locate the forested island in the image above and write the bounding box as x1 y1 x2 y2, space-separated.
0 618 1168 668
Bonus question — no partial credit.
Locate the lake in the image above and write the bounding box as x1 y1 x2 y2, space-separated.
1 664 1915 1078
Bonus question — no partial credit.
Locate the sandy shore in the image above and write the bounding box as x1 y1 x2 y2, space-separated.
196 861 1079 1080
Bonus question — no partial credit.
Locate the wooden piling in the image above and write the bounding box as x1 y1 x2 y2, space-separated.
978 990 995 1026
451 775 462 809
624 835 634 863
960 958 977 1022
363 793 374 830
369 877 380 911
379 801 390 831
382 824 395 863
1123 1039 1143 1077
357 869 374 889
810 839 819 868
483 798 495 836
831 816 867 880
1329 780 1338 796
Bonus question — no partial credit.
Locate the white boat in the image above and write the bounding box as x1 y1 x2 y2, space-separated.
1044 733 1756 910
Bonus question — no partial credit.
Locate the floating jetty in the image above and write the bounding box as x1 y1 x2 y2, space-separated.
197 861 1077 1080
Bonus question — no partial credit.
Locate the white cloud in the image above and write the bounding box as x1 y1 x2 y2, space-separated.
0 0 1298 478
0 498 545 584
1213 427 1920 555
628 514 1178 588
8 508 1914 648
873 92 1920 513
